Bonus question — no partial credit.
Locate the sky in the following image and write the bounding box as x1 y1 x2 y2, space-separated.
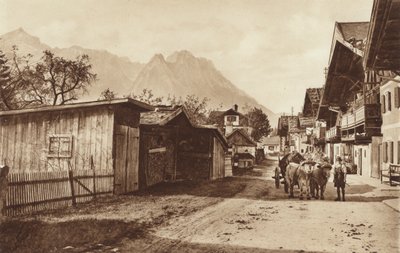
0 0 374 114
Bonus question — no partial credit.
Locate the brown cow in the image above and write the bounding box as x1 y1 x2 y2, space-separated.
310 163 332 200
285 161 314 200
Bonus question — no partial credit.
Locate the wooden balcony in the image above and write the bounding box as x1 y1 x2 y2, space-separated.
313 126 326 139
340 104 382 143
340 133 373 143
340 104 382 131
326 126 341 142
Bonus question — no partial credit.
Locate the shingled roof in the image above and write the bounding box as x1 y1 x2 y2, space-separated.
140 106 194 126
337 22 370 42
306 88 323 105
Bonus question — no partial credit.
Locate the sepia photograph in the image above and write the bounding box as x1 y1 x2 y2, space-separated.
0 0 399 252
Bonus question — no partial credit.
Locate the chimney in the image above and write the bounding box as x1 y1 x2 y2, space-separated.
233 104 238 112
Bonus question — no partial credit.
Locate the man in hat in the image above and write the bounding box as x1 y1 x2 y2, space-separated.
333 156 346 201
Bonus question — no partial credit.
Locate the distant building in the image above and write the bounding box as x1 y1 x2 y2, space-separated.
226 129 257 168
208 104 251 136
260 136 280 155
277 115 302 153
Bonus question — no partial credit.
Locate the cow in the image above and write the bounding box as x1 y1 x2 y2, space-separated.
285 161 314 200
279 152 305 193
310 162 332 200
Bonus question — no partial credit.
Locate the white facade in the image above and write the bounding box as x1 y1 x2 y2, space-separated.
380 78 400 171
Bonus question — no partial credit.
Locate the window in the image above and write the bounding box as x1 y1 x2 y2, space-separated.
226 115 237 122
48 134 73 158
387 92 392 111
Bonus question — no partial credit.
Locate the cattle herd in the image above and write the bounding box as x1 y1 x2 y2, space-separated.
276 152 335 200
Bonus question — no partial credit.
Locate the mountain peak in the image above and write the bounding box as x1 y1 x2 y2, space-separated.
0 28 48 52
148 53 166 64
166 50 196 63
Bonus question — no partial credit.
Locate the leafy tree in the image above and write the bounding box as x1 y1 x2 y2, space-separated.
0 48 97 110
245 107 272 142
98 88 117 101
167 94 210 125
130 88 163 105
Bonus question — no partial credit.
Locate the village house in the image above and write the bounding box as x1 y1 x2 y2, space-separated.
316 21 384 177
277 115 302 153
260 135 280 155
140 105 228 186
301 88 325 153
208 104 252 136
0 98 153 214
363 0 400 180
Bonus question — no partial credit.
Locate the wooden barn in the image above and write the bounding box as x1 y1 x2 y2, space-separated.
0 98 152 215
139 106 228 188
226 129 257 168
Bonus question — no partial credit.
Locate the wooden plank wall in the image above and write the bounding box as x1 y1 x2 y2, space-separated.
5 169 113 216
212 137 225 179
0 107 114 173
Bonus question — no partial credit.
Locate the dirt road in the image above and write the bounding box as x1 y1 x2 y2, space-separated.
127 160 400 253
1 159 399 253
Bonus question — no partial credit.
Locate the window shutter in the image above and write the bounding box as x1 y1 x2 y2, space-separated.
387 92 392 111
381 95 386 113
394 87 400 108
383 142 387 163
398 141 400 164
390 141 394 164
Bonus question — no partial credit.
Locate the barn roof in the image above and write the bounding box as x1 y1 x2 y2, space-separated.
141 106 229 149
226 129 257 147
0 98 153 117
140 106 194 127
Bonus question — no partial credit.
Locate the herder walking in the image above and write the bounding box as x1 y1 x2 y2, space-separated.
333 156 346 201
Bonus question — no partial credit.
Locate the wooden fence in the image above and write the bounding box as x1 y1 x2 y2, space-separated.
4 169 114 216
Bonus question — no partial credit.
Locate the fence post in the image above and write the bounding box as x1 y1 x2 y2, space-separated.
68 162 76 207
91 155 96 199
0 165 10 220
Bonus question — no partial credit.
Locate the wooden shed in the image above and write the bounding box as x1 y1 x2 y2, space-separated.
0 98 152 215
139 106 228 188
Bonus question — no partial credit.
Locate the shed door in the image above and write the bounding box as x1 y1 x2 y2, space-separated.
114 125 139 194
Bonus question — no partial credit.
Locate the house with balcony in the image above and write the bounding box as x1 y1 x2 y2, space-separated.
277 115 303 153
301 88 324 153
363 0 400 177
317 21 383 177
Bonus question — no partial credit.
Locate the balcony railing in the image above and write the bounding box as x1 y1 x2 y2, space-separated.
326 126 341 140
340 104 381 130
